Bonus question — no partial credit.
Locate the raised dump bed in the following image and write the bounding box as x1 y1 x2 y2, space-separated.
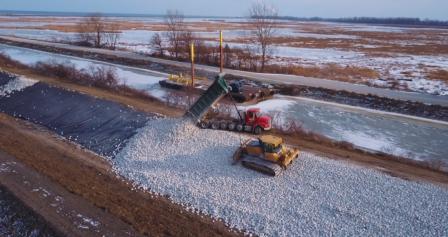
184 73 230 121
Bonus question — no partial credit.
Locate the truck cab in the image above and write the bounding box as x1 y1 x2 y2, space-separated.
243 108 272 134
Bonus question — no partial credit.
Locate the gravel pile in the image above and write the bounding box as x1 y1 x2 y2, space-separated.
115 118 448 236
0 76 37 97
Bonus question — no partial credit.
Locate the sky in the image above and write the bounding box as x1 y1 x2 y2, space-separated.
1 0 447 20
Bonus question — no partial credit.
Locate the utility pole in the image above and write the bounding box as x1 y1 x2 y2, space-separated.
190 42 195 87
219 30 224 73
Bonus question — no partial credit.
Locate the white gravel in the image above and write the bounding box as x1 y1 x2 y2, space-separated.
0 76 37 97
114 118 448 236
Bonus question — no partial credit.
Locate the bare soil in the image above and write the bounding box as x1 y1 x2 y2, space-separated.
0 150 141 237
0 113 240 237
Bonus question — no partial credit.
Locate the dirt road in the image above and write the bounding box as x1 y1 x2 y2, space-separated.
0 150 140 237
1 35 447 106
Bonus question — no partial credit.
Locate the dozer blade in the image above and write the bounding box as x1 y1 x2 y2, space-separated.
241 155 282 176
282 148 300 167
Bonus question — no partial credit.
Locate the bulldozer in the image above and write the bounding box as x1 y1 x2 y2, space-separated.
184 73 300 176
233 135 300 176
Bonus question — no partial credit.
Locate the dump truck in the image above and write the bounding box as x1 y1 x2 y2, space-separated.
184 73 300 176
199 107 272 134
161 74 277 103
228 80 277 103
233 135 300 176
185 73 272 134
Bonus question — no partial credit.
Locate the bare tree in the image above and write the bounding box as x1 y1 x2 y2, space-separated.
104 23 121 50
150 32 164 56
164 10 185 59
88 14 105 48
249 1 278 72
77 19 95 46
180 30 195 60
77 13 117 48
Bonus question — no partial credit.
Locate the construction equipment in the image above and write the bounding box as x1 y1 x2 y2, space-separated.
184 73 298 176
184 73 230 121
199 107 272 134
233 135 300 176
184 73 272 134
159 74 207 90
228 80 277 103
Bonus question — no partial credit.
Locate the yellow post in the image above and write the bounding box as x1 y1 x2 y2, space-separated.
190 43 195 87
219 30 223 73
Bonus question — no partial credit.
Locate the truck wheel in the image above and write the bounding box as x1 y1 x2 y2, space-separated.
236 124 243 132
220 122 227 130
254 126 262 134
228 123 236 131
199 121 208 129
211 122 219 130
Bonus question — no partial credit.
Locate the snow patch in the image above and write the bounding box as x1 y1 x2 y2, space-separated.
0 76 37 97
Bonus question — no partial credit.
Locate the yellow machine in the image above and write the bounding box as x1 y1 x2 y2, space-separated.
168 74 206 86
233 135 300 176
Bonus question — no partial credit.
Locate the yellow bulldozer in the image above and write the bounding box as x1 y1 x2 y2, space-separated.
233 135 300 176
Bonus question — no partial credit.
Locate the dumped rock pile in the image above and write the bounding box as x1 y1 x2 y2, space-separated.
114 117 448 236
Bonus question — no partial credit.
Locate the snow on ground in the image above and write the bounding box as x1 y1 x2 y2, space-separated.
239 96 448 167
0 28 76 42
114 117 448 236
0 44 168 99
0 76 37 97
2 18 446 95
293 31 359 39
239 98 295 113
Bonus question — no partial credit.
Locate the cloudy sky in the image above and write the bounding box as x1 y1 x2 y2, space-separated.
1 0 447 20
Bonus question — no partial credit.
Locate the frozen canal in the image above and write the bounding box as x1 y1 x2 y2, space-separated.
244 97 448 167
0 44 168 100
1 44 447 168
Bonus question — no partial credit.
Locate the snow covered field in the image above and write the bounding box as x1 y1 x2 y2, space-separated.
0 16 447 95
114 118 448 236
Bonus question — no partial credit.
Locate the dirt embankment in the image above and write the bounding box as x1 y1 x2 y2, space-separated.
0 113 240 237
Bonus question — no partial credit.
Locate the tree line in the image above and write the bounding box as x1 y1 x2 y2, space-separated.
75 1 279 72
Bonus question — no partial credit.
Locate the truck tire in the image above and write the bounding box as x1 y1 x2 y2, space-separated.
254 126 262 134
211 122 219 130
220 122 227 130
236 124 244 132
199 121 208 129
228 123 236 131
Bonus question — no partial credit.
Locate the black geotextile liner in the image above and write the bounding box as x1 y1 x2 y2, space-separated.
0 71 15 86
0 82 152 158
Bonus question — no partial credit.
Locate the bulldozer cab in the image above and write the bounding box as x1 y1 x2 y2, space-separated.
259 135 283 153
